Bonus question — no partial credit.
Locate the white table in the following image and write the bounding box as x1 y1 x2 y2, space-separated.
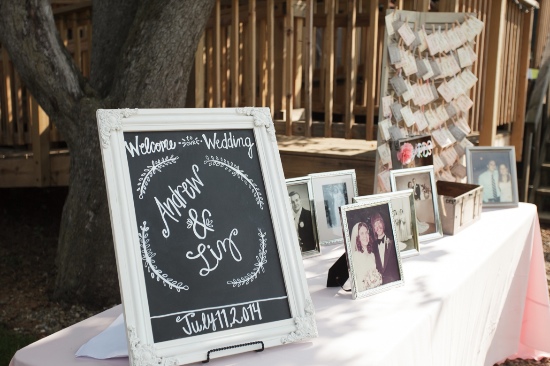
10 203 550 366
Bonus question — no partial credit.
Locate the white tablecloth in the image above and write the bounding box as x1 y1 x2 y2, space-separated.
10 203 550 366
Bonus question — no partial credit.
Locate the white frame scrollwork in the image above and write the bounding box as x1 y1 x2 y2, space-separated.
97 108 317 366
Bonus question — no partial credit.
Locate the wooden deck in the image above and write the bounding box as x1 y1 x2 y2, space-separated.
277 136 377 195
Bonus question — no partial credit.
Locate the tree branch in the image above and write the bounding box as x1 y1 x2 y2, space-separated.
0 0 86 139
89 0 139 97
110 0 215 107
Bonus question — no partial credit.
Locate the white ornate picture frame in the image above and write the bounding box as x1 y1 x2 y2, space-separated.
309 170 359 246
340 199 405 300
389 166 443 242
354 189 420 258
97 108 317 366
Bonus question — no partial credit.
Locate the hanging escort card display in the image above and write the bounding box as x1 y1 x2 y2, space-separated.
374 10 484 193
97 108 317 366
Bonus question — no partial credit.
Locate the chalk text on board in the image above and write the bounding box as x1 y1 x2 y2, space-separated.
176 301 262 336
125 135 177 157
154 164 204 238
202 132 256 159
185 228 242 276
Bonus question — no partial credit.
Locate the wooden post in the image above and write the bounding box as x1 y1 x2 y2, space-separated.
1 48 13 146
30 96 51 187
479 0 507 146
215 0 221 107
285 0 295 135
511 10 534 161
294 14 304 110
267 0 275 116
71 13 82 71
324 0 335 137
248 0 257 106
344 0 357 139
304 0 314 137
231 0 240 107
14 72 25 145
365 0 379 140
195 34 205 108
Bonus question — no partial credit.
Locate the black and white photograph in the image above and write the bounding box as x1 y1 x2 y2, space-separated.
390 166 443 242
354 189 420 258
310 170 358 245
286 177 321 257
340 200 404 299
465 146 519 208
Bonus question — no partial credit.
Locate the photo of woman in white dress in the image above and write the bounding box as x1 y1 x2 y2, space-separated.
351 221 382 292
498 163 513 202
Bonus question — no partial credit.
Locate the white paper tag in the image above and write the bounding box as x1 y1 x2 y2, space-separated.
382 95 393 118
455 94 474 111
426 32 440 56
446 28 462 50
412 83 425 106
378 170 392 192
435 104 450 123
378 143 393 165
456 115 471 134
454 24 468 45
398 22 417 47
425 109 440 129
403 52 418 76
432 128 453 148
413 110 429 131
385 13 396 36
468 16 485 36
457 47 473 68
402 79 415 102
401 105 416 127
418 28 429 52
422 58 434 80
438 80 455 103
378 118 392 141
391 102 404 122
437 28 451 54
460 69 478 89
447 77 465 97
448 53 462 75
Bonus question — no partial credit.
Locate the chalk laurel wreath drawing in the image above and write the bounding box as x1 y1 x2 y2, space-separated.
204 155 265 209
137 155 179 199
179 136 201 147
139 222 189 292
227 229 268 287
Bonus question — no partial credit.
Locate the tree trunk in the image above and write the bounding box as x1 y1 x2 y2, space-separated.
0 0 215 306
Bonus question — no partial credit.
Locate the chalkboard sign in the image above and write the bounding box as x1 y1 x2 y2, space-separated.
97 108 317 366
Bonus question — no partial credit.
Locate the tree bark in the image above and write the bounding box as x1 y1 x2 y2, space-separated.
0 0 214 306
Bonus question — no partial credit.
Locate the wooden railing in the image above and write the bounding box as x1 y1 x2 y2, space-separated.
0 0 542 187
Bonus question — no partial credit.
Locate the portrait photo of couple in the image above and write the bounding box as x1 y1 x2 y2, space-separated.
341 201 404 299
466 147 518 208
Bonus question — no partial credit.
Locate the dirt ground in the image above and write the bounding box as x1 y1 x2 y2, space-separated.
1 186 549 365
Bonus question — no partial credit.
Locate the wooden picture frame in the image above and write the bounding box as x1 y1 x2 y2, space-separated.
389 166 443 242
354 189 420 258
97 108 317 366
309 170 358 246
286 177 321 258
465 146 519 208
340 199 405 299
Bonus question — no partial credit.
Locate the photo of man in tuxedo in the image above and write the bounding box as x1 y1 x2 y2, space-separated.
477 159 501 203
289 191 316 253
368 212 401 285
412 178 421 201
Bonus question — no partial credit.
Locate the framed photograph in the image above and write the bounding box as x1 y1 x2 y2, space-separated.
340 199 405 299
465 146 519 208
354 189 419 258
389 166 443 242
97 108 317 365
286 177 321 257
309 170 358 246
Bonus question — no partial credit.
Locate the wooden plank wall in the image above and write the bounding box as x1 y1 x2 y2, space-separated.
0 0 541 187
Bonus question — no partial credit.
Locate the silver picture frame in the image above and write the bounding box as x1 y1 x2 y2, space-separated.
354 189 420 258
465 146 519 208
340 199 405 299
309 169 359 246
286 176 321 258
389 166 443 242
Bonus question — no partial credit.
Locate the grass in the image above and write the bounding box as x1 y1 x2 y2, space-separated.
0 325 37 366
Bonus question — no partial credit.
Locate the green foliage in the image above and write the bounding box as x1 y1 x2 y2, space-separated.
0 324 37 366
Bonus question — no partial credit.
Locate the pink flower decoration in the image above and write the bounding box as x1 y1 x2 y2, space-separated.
397 142 414 165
